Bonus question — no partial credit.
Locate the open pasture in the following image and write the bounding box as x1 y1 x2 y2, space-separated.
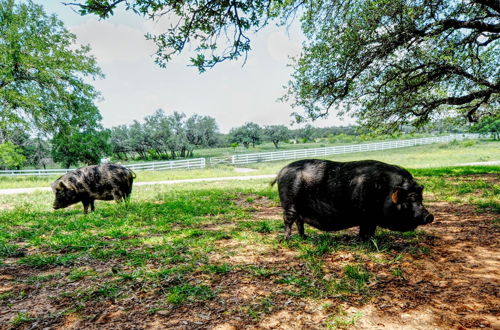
0 163 498 329
0 139 497 190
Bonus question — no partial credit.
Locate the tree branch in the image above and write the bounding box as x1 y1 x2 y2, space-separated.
416 86 499 120
473 0 500 14
439 18 500 33
63 0 126 17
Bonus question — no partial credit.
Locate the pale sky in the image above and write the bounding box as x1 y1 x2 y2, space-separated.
34 1 355 133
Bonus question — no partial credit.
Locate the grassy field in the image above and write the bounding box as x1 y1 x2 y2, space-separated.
0 139 498 190
0 164 498 328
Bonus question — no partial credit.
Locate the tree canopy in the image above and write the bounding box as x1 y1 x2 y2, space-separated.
285 0 500 130
109 109 221 160
264 125 290 148
230 122 262 148
52 127 111 168
0 141 25 169
68 0 499 130
0 0 104 136
471 114 500 139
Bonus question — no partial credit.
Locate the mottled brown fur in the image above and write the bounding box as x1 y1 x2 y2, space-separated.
51 163 135 213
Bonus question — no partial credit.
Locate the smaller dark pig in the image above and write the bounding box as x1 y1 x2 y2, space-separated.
272 159 434 240
51 163 135 214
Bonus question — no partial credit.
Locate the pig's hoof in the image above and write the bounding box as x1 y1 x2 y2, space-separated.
279 236 291 243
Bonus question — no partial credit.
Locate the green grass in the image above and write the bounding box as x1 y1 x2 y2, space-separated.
415 173 499 213
410 165 500 176
10 312 36 326
166 284 215 305
337 264 372 293
325 306 363 329
0 163 497 327
245 296 275 320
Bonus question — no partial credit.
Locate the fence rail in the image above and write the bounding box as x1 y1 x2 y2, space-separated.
0 134 481 177
0 168 74 177
0 158 206 177
124 158 206 171
226 133 481 165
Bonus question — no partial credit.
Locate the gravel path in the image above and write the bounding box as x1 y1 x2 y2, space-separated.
457 160 500 166
0 174 276 195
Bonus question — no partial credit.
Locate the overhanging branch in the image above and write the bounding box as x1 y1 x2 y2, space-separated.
63 0 126 17
473 0 500 14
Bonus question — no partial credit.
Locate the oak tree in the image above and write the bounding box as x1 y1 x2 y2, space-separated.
264 125 290 148
0 0 104 135
67 0 500 130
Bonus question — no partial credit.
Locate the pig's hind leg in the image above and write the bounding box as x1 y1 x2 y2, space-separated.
283 205 300 240
112 190 124 203
296 217 307 239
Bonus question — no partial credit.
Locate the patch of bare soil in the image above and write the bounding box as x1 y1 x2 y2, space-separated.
350 202 499 329
452 173 499 183
1 192 498 329
232 194 282 222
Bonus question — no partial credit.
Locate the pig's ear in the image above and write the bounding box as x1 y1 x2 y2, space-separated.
391 187 405 204
55 181 67 191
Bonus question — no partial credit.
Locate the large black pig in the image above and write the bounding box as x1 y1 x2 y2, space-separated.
51 163 135 214
272 159 434 240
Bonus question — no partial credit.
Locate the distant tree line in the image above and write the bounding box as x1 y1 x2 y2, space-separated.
0 112 494 170
109 109 220 160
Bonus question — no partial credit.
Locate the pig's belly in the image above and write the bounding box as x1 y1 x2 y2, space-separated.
299 201 358 231
303 215 357 231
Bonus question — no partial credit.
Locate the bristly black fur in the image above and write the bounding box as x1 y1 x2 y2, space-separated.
274 159 434 240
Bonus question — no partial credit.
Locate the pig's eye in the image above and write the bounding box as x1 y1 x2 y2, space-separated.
399 201 410 209
407 193 422 202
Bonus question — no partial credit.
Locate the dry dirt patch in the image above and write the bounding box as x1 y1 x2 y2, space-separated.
356 202 499 329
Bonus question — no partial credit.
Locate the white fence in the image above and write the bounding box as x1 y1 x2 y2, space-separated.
0 134 481 177
0 158 206 177
124 158 206 171
224 134 481 165
0 168 74 177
